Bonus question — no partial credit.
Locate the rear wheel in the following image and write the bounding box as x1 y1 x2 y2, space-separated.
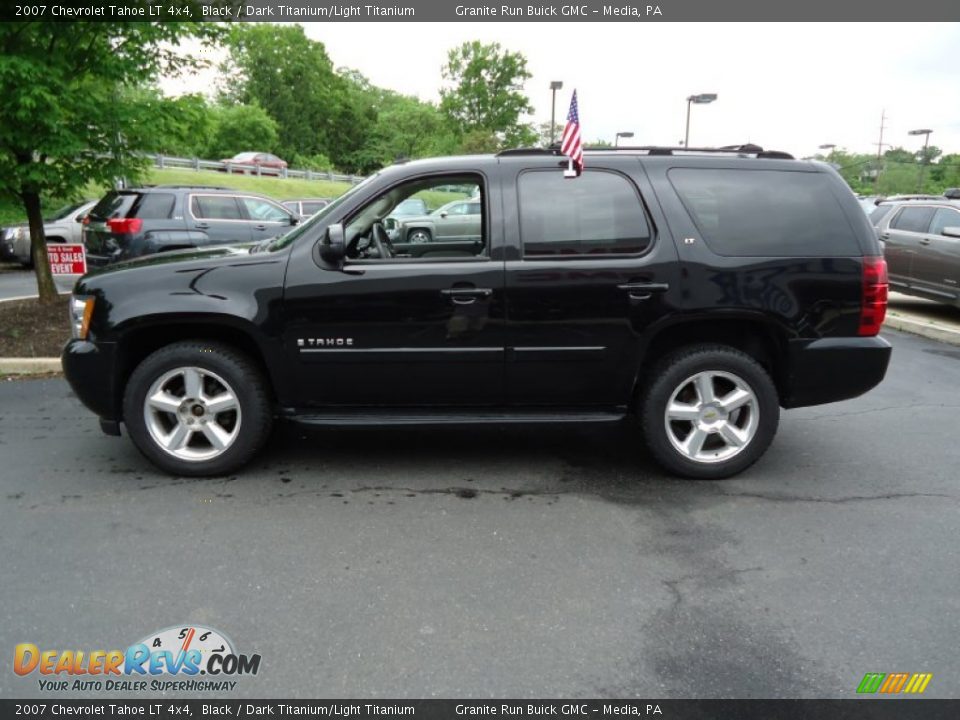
123 341 273 476
639 345 779 479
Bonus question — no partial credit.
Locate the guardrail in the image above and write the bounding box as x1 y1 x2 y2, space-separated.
145 153 364 184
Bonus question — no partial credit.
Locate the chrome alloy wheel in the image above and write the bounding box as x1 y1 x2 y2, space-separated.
143 366 242 462
408 229 430 244
663 370 759 464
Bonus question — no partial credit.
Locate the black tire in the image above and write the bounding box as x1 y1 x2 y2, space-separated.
123 341 273 477
639 344 779 479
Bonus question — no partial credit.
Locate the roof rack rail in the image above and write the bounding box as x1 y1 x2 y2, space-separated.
148 184 232 190
584 144 794 160
496 147 562 157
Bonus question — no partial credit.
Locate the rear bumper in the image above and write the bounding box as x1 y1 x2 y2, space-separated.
61 339 120 421
781 335 892 408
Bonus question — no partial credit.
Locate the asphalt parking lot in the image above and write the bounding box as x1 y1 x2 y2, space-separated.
1 328 958 699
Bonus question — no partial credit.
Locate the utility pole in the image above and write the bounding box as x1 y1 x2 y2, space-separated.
874 109 887 189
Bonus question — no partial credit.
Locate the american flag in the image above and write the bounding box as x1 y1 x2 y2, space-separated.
560 90 583 176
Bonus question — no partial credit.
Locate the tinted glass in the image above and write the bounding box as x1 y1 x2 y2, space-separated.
301 201 328 215
192 195 243 220
90 192 137 220
135 193 175 219
519 170 651 257
890 206 936 233
45 202 86 222
930 207 960 235
869 205 894 225
669 168 860 257
241 197 290 222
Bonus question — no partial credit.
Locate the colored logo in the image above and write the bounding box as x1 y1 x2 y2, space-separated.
857 672 932 694
13 625 260 692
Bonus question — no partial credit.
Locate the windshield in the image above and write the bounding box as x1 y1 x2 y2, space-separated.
263 174 379 252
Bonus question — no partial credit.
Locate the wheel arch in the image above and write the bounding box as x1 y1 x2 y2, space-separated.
112 316 278 420
631 314 790 409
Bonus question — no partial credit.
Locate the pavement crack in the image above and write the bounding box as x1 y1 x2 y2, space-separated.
662 566 764 608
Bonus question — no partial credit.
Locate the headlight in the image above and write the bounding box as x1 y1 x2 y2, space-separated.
70 295 95 340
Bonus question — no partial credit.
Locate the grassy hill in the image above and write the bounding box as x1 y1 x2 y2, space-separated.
0 167 356 226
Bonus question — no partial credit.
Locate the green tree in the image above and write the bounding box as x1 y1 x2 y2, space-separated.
0 20 222 303
439 41 536 149
204 103 279 160
223 26 373 172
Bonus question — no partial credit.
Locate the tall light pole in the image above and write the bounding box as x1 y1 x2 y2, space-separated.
615 131 634 147
549 81 564 145
908 128 933 193
684 93 717 148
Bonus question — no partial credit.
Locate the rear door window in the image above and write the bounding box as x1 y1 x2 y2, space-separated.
518 170 652 257
668 168 860 256
191 195 243 220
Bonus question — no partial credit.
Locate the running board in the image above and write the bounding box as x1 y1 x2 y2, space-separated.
289 409 627 427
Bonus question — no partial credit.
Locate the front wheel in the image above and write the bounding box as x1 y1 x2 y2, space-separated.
407 228 431 244
639 345 779 479
123 341 273 476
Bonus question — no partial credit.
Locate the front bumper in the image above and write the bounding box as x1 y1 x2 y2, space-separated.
781 335 892 408
62 339 121 421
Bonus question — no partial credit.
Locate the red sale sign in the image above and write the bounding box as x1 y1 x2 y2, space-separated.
47 244 87 275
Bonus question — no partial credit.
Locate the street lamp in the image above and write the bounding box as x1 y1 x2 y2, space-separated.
908 128 933 192
819 143 836 151
684 93 717 148
549 81 564 145
615 131 634 147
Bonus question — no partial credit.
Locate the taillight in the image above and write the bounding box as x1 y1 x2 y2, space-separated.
106 217 142 234
859 256 888 336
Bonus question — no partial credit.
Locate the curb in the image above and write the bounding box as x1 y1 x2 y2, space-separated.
884 313 960 346
0 357 62 375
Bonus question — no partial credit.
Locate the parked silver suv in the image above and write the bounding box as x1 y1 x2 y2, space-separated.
0 199 96 267
875 195 960 307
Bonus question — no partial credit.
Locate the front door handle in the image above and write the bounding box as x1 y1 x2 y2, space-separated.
195 222 209 230
919 238 932 245
617 282 669 301
441 287 493 305
254 224 267 231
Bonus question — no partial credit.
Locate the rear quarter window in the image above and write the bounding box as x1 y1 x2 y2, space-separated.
668 168 860 257
869 204 894 225
90 192 137 220
133 193 175 219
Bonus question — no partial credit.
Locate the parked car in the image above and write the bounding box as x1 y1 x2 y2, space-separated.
63 144 890 479
874 197 960 308
1 200 96 267
82 186 298 266
220 152 288 176
282 198 331 219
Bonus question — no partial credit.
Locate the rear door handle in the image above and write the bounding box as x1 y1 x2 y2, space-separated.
195 222 209 230
617 282 669 300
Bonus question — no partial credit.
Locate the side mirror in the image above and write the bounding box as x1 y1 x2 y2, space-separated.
439 212 448 219
941 226 960 238
319 223 346 266
289 215 300 226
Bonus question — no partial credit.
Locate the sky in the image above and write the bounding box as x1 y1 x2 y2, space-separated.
166 22 960 159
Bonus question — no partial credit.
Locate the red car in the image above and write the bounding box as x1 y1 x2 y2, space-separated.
220 152 288 176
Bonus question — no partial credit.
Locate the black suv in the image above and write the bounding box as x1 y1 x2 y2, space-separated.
63 146 891 479
83 185 299 265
